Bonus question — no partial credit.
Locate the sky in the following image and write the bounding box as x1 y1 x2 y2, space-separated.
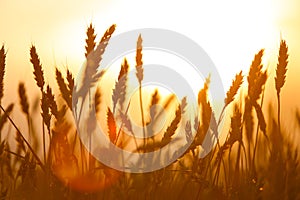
0 0 300 131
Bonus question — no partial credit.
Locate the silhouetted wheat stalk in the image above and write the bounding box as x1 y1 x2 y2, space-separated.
275 40 288 132
112 58 129 113
0 104 45 171
244 49 268 170
0 45 6 142
0 45 6 105
94 87 101 114
161 97 187 147
30 45 48 163
135 34 147 150
18 82 31 143
30 45 45 92
56 68 72 109
85 23 96 58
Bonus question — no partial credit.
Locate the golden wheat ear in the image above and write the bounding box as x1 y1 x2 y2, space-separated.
66 69 74 93
94 87 101 114
244 49 266 142
275 40 288 95
0 45 6 102
85 23 96 58
135 34 144 84
247 49 264 94
41 91 51 131
227 104 242 147
112 58 129 113
275 39 289 132
56 68 72 109
107 107 117 144
45 85 59 119
76 24 115 102
225 71 243 107
161 97 187 147
18 82 29 116
30 45 45 92
198 75 210 106
87 24 116 74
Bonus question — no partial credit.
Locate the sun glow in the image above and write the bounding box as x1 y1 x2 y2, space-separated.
0 0 281 107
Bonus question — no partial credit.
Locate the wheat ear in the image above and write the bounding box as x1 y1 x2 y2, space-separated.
0 45 6 103
30 45 45 92
85 23 96 58
275 40 288 132
135 34 146 149
112 58 129 113
107 107 117 143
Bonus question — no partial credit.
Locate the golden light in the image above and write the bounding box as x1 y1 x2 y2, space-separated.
1 0 300 195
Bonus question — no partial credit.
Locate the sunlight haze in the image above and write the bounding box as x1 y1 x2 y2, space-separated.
0 0 299 125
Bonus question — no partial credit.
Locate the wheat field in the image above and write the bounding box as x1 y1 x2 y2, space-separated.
0 24 299 200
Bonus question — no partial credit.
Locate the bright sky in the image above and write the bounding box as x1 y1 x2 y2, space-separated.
0 0 300 130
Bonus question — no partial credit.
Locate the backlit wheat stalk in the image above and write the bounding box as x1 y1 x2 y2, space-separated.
161 97 187 147
85 23 96 58
275 39 288 131
107 107 117 143
0 45 6 103
30 45 45 92
18 83 29 116
112 58 129 113
135 34 146 149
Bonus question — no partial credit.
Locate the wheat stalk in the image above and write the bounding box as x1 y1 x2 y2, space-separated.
85 24 116 84
41 92 50 163
244 96 253 143
30 45 45 92
45 85 59 119
136 34 144 84
146 89 161 139
107 107 117 143
225 71 243 107
0 104 14 132
275 40 289 132
149 89 160 119
185 120 192 144
18 82 31 144
253 102 266 135
247 49 264 94
198 76 212 134
56 68 72 109
244 50 266 144
0 104 45 171
94 87 101 114
118 104 139 150
66 69 74 93
18 83 29 116
250 71 267 104
85 23 96 58
188 76 211 152
227 104 242 146
218 71 243 126
275 40 288 95
30 45 48 165
112 58 129 113
135 34 147 149
198 75 210 106
161 97 187 147
75 25 115 112
15 130 26 155
0 45 6 103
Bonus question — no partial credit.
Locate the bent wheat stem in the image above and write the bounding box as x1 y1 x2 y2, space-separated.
0 105 45 172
